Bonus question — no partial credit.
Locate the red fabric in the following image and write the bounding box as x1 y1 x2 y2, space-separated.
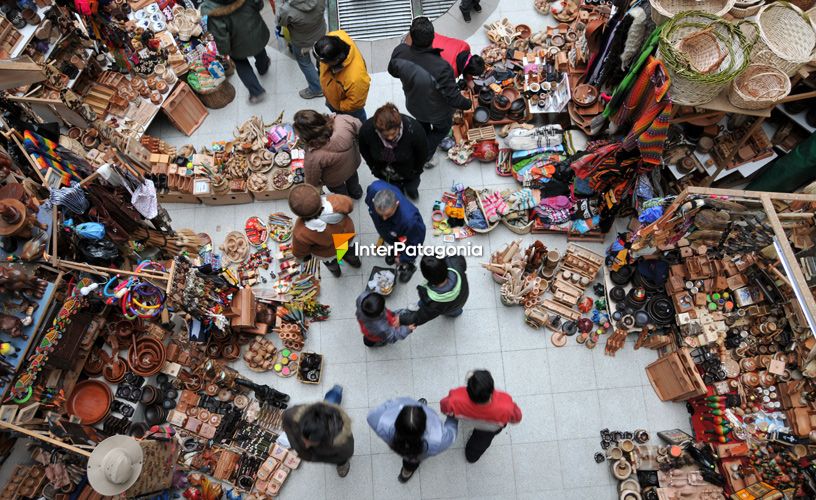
440 387 523 425
432 34 470 78
358 310 396 342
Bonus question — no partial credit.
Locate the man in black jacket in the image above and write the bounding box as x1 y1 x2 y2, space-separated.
388 17 471 169
399 255 469 326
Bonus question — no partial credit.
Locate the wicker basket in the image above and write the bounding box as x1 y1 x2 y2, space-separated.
649 0 736 23
196 81 236 109
728 64 791 109
501 217 534 234
752 2 816 76
730 1 764 18
658 12 757 106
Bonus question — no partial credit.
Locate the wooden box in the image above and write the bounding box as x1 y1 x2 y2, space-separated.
158 192 201 204
199 191 254 206
252 188 293 201
645 348 707 402
161 82 208 136
229 288 257 329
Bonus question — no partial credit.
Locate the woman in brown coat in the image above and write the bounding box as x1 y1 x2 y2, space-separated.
294 110 363 199
288 184 361 276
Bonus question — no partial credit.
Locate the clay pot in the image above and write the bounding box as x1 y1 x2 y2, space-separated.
67 127 82 140
478 88 495 107
21 8 40 25
473 107 490 125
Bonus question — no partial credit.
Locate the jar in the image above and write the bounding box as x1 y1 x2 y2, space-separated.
150 91 162 105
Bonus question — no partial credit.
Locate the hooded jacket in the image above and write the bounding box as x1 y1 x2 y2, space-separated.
364 181 425 264
319 30 371 112
432 34 471 78
292 194 355 259
399 255 469 326
388 43 471 124
276 0 326 48
282 402 354 465
304 114 362 189
356 290 413 344
359 114 427 183
202 0 270 60
367 397 457 460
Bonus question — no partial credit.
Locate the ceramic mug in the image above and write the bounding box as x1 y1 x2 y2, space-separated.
134 9 147 19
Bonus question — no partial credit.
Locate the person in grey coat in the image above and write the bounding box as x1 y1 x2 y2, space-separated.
276 0 326 99
368 397 457 482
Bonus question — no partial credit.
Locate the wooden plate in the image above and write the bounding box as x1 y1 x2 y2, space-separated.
66 379 112 425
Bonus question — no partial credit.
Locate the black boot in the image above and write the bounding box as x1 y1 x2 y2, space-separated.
398 263 416 283
324 259 342 277
344 253 361 268
385 254 396 266
473 3 481 12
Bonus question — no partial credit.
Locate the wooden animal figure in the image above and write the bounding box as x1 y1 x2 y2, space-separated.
0 266 47 299
0 314 24 338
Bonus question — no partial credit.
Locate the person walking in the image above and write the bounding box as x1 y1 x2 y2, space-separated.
282 385 354 477
288 184 361 276
364 181 425 282
202 0 270 103
356 290 415 346
314 30 371 122
388 17 471 169
440 370 522 463
367 397 457 483
293 110 363 199
359 103 427 200
276 0 326 100
399 255 469 326
458 0 482 23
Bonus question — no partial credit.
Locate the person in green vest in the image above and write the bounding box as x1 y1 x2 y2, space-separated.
399 255 469 325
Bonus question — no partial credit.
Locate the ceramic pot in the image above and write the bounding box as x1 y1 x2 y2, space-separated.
478 88 495 107
21 8 40 25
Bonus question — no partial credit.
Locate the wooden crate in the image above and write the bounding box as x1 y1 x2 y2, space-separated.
252 188 292 201
159 192 201 204
200 191 254 206
161 82 208 136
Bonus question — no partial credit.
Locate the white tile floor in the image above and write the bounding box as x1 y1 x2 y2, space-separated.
151 2 691 498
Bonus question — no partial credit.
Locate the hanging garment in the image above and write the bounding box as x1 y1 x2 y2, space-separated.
602 26 661 120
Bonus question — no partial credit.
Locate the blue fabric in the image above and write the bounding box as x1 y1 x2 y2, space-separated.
75 222 106 240
324 384 343 405
292 44 321 93
365 181 426 264
367 397 458 459
638 206 663 224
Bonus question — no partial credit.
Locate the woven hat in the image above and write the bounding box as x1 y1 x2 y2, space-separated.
288 184 322 218
87 435 144 495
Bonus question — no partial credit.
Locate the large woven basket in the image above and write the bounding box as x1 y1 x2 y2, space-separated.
649 0 736 24
730 0 764 18
728 64 791 110
658 11 757 106
752 2 816 76
197 81 236 109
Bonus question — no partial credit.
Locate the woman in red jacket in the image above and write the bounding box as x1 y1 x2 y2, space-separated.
431 33 485 80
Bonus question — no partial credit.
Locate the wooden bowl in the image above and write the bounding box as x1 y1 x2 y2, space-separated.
515 24 532 39
128 336 166 377
67 380 112 425
573 84 598 107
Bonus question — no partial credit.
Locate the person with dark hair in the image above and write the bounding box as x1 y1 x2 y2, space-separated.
314 30 371 122
355 290 416 346
288 183 361 276
202 0 270 102
440 370 523 463
359 103 427 200
388 17 472 169
364 180 425 282
458 0 482 23
276 0 326 100
282 384 355 477
399 255 469 326
433 34 485 79
368 397 457 482
293 110 363 199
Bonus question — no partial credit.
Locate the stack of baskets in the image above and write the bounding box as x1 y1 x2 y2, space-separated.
751 2 816 76
649 0 736 23
728 64 791 110
658 11 757 106
730 0 764 18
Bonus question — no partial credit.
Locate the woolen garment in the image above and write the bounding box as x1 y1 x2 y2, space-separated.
388 43 472 124
356 290 413 344
276 0 326 48
292 194 355 258
282 402 354 465
304 114 362 189
440 387 523 431
431 34 471 78
319 30 371 112
359 115 427 183
364 181 425 257
399 255 469 326
367 397 458 460
202 0 270 60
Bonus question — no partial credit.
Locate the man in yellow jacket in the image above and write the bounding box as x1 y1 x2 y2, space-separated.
313 30 371 122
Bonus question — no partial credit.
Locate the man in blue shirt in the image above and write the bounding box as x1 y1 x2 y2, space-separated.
365 180 426 283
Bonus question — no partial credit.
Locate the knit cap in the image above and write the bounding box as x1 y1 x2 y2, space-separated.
288 184 323 218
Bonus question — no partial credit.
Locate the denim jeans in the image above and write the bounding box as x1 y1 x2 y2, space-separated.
324 384 343 405
291 44 321 93
326 102 367 123
233 48 270 97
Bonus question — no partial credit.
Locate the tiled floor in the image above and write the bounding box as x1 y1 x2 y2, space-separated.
151 2 690 498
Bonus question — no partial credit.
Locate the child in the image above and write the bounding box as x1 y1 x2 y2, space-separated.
356 290 415 346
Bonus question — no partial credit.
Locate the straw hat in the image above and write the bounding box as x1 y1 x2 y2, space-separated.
87 435 144 495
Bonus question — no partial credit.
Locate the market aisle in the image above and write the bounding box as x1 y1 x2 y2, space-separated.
154 2 691 499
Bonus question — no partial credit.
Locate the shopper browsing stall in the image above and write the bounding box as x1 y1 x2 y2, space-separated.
399 255 469 325
294 110 364 199
356 290 416 347
288 184 361 276
314 30 371 122
202 0 271 103
364 181 425 282
367 397 457 483
359 103 428 200
388 17 472 169
428 33 485 80
282 385 355 477
276 0 327 100
440 369 522 463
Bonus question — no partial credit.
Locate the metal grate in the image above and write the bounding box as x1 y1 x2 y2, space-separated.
336 0 415 41
420 0 456 19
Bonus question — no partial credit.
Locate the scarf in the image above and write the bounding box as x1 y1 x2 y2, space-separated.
304 198 345 232
376 124 403 165
617 57 673 165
